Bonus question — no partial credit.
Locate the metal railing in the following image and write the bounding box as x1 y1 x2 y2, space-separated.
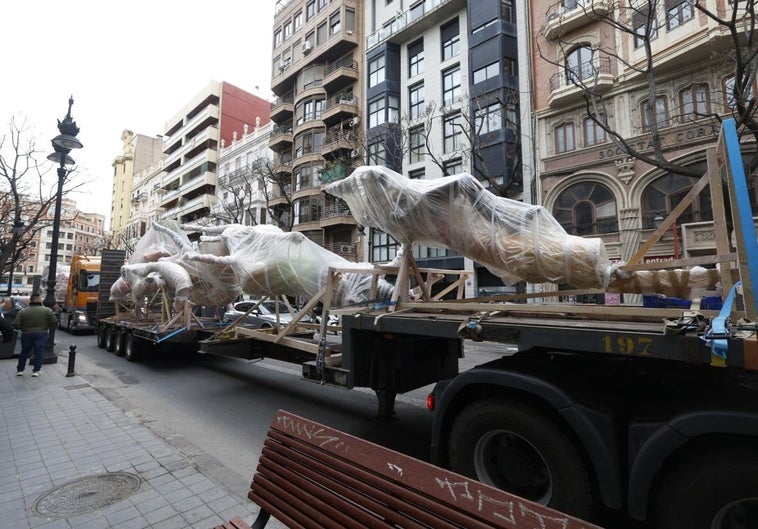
549 57 611 91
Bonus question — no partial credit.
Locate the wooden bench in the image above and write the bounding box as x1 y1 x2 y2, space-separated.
215 409 602 529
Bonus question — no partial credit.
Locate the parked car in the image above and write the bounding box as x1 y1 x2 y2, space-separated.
224 300 310 329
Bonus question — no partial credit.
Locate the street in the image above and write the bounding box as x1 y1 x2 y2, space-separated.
56 332 458 495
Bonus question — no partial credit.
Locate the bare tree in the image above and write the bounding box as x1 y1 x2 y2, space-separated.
538 0 758 176
0 116 84 286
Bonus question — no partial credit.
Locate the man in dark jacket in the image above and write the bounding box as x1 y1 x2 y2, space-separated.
13 295 57 377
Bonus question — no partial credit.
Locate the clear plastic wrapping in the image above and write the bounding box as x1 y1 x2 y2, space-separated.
326 166 611 289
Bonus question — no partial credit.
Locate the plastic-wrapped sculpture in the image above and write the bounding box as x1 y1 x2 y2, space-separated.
326 166 718 299
185 224 394 305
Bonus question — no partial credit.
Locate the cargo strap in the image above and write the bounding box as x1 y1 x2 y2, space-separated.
704 281 741 364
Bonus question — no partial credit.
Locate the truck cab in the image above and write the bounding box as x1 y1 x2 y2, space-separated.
59 255 101 333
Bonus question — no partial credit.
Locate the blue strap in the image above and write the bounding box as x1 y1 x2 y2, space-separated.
709 281 741 360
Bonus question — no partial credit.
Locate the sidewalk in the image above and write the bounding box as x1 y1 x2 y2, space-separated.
0 351 261 529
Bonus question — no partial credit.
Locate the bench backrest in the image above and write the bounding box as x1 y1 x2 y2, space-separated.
249 410 602 529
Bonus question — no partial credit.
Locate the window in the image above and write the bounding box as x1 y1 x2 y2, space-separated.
666 0 694 30
294 11 302 31
641 169 713 228
368 97 385 128
388 95 400 123
442 66 461 106
443 113 463 153
633 8 658 48
554 122 575 153
368 141 386 165
503 57 517 76
584 115 607 145
408 39 424 77
283 21 292 39
369 55 385 87
473 62 499 84
409 168 425 179
330 12 340 35
409 83 425 119
566 46 594 83
641 95 669 131
306 0 315 19
475 103 502 134
410 1 424 21
409 126 425 163
441 19 460 61
502 0 514 22
553 182 618 235
472 19 497 34
317 22 327 44
318 0 327 10
444 158 463 175
370 229 400 262
724 75 754 111
274 30 283 48
679 84 710 121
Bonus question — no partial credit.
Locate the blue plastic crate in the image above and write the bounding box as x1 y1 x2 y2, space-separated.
701 296 723 310
642 295 692 309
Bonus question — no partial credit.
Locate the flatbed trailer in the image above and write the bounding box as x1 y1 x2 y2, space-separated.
96 120 758 528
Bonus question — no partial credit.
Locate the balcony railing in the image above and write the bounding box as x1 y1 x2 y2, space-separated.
549 57 612 92
322 203 351 219
366 0 455 49
325 59 358 76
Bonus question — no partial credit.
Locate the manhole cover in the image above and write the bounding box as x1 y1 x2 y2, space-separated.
32 472 141 517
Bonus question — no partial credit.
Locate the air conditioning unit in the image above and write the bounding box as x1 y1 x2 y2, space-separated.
340 245 352 253
350 116 360 126
278 61 287 71
302 41 312 54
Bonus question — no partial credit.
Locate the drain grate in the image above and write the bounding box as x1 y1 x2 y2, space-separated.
32 472 141 517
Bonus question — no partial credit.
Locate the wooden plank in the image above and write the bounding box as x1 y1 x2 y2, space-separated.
626 172 710 265
618 252 736 272
707 144 736 300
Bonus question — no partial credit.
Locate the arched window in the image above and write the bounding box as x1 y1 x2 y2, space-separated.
640 167 713 228
565 46 594 84
679 84 710 122
553 181 618 235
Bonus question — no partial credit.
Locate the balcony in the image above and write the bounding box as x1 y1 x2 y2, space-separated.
548 57 613 107
160 194 215 222
366 0 466 50
163 105 219 154
544 0 612 41
323 60 359 93
270 95 294 123
323 241 357 258
322 131 359 158
321 96 359 127
268 124 293 150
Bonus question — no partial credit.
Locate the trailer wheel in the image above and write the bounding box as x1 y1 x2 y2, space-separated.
448 398 593 520
96 325 107 349
655 448 758 529
105 327 118 352
123 333 143 363
113 331 126 357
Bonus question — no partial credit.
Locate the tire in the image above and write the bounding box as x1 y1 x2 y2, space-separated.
123 333 143 363
105 327 117 352
96 325 107 349
113 331 126 357
259 322 274 330
448 398 593 520
655 448 758 529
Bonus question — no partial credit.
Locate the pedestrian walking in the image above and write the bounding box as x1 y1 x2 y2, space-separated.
13 294 57 377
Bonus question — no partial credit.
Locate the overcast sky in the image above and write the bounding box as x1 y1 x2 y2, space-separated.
1 1 276 228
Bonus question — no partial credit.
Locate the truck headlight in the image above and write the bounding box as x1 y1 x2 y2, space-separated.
77 312 88 323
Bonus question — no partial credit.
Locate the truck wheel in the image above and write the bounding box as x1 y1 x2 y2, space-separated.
96 326 107 349
656 448 758 529
105 327 117 352
124 333 142 363
114 331 126 357
448 398 593 520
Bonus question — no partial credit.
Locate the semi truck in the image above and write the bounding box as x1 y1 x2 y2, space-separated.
58 255 101 333
95 121 758 529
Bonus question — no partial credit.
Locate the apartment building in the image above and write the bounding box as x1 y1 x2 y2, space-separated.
215 119 275 226
160 81 271 225
124 159 166 249
111 130 164 244
364 0 519 293
8 198 105 294
270 0 364 260
528 0 750 297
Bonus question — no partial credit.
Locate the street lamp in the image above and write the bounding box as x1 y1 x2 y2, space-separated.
44 96 83 358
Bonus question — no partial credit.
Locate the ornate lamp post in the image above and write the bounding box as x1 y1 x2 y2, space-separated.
44 97 83 358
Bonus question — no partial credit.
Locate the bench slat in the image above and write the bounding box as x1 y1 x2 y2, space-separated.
247 483 311 529
266 410 601 529
261 435 475 529
212 516 252 529
257 448 431 529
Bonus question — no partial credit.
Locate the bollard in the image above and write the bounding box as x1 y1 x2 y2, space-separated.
66 345 76 377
